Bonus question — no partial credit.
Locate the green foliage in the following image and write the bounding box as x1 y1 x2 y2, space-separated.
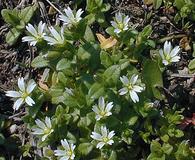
3 0 194 159
173 0 195 21
86 0 110 25
1 5 37 45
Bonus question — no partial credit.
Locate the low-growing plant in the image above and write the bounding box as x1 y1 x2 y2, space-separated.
2 1 195 159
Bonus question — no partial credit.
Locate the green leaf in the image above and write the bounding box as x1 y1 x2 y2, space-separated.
147 153 165 160
84 25 95 42
108 151 117 160
31 55 49 68
142 60 164 100
174 0 186 10
95 0 103 7
150 140 163 155
6 28 21 45
175 141 194 160
28 94 43 118
78 143 93 156
77 42 100 69
162 143 173 155
88 83 104 100
106 27 116 36
56 58 71 71
174 129 184 138
15 20 25 30
121 129 134 144
101 3 111 12
141 25 153 38
153 0 162 9
103 65 120 86
1 9 20 26
96 12 105 24
78 116 92 128
188 58 195 73
57 72 68 85
19 5 36 23
100 51 113 67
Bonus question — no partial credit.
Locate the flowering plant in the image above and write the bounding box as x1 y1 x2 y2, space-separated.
2 1 195 160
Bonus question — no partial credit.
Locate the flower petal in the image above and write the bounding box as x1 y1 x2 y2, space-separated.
65 7 74 19
170 46 180 57
35 119 46 129
26 23 38 36
96 142 105 149
26 80 36 93
171 56 180 62
119 87 128 95
133 85 144 92
25 96 35 106
22 36 36 42
105 102 113 112
38 21 45 35
60 157 69 160
5 91 21 98
76 9 83 21
164 41 172 54
101 126 108 137
107 139 114 145
162 59 169 66
61 139 70 150
91 132 102 141
159 49 164 59
129 90 139 103
13 98 24 110
45 117 52 128
108 130 115 139
120 76 129 85
116 12 122 23
54 149 66 156
98 97 105 110
32 128 44 135
18 77 25 92
130 74 138 84
92 105 100 113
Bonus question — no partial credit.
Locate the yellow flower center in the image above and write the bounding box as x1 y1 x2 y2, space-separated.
103 137 109 143
67 150 73 156
165 53 171 63
21 92 29 99
44 128 51 134
100 111 106 116
118 23 124 30
127 84 133 90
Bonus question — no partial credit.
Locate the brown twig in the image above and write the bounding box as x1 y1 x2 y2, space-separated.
45 0 63 15
8 111 27 119
170 74 195 78
158 34 187 43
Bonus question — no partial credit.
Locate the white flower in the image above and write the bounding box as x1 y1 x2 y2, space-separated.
90 126 115 149
22 21 46 46
119 74 144 103
59 7 83 27
44 26 65 45
54 139 76 160
159 41 180 66
32 117 54 142
92 97 113 121
111 12 130 34
5 77 36 110
65 87 74 96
